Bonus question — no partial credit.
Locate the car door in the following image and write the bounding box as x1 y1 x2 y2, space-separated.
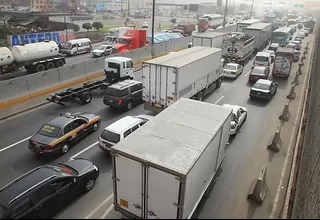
270 82 277 95
9 195 36 219
131 83 143 104
238 108 246 126
265 68 269 79
50 178 77 209
106 46 113 55
73 118 89 137
63 121 81 143
236 109 243 127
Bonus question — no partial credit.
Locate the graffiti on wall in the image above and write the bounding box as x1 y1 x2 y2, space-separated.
8 30 75 47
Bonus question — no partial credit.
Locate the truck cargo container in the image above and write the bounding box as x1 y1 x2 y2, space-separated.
303 20 315 33
272 47 294 78
0 41 65 74
191 31 226 48
236 19 261 32
244 22 272 52
222 32 255 65
142 46 223 114
172 24 196 36
111 98 232 219
104 27 133 45
115 29 147 53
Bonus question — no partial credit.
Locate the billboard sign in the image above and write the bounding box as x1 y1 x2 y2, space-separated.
8 30 75 47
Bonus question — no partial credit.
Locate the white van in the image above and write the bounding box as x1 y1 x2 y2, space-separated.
60 38 92 56
254 52 272 70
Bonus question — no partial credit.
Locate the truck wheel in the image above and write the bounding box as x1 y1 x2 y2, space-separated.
79 93 92 104
46 62 55 70
56 60 64 68
216 78 222 88
197 91 204 101
35 64 46 72
73 51 77 56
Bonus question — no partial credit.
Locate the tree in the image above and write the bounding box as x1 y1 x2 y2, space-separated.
170 18 177 27
73 24 80 32
92 22 103 31
82 23 92 32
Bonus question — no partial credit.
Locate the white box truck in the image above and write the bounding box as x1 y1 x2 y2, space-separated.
142 46 223 114
244 23 272 53
111 98 232 219
191 31 226 48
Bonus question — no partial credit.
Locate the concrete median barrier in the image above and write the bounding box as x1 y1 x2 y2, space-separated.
293 72 300 85
83 59 104 78
268 125 282 152
0 77 30 105
26 70 61 95
138 46 152 62
165 40 175 53
152 43 166 57
58 63 86 83
247 164 268 204
279 101 291 121
287 83 297 100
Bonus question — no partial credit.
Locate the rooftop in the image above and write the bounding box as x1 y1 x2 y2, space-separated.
105 116 143 133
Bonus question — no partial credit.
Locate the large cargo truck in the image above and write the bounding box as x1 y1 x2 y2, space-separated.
111 98 232 219
115 29 147 53
222 32 255 65
244 22 272 53
191 31 226 48
0 41 65 74
272 47 294 79
142 46 223 114
104 27 134 45
171 23 196 36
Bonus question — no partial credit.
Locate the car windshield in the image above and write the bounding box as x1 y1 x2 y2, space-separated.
98 45 107 50
225 64 237 71
101 130 121 143
255 56 269 62
38 124 61 138
105 87 128 97
118 38 131 44
61 42 71 49
253 82 270 90
252 68 265 75
47 164 77 175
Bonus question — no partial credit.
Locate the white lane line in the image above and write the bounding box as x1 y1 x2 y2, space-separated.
100 204 114 219
214 96 224 105
244 71 251 77
0 136 32 153
84 193 114 219
70 141 98 159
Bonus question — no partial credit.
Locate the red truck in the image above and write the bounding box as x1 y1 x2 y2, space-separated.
171 24 195 36
115 29 147 53
197 18 209 32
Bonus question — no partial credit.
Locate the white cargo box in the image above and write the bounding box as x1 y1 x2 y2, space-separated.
142 46 222 109
111 98 232 219
191 31 226 48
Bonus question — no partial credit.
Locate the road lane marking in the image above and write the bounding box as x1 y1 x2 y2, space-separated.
100 204 114 219
214 96 224 105
70 141 98 159
244 71 251 77
0 136 32 153
85 193 114 219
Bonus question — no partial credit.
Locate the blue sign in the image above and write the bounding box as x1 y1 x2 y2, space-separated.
10 32 62 46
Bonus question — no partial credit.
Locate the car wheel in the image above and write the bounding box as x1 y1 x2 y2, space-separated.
85 178 95 192
93 122 99 131
102 53 106 56
127 100 133 110
197 91 204 101
73 52 77 56
61 144 69 154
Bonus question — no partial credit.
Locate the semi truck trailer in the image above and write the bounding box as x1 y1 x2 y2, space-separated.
111 98 232 219
191 31 226 48
244 22 272 53
142 46 223 114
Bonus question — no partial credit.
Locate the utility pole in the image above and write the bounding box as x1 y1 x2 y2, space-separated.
127 0 130 17
249 0 255 18
151 0 155 44
223 0 229 28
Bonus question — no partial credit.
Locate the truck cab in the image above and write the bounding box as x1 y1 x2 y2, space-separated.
115 29 147 53
104 57 134 83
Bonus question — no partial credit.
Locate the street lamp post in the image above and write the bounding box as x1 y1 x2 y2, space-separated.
222 0 229 28
249 0 255 19
151 0 155 45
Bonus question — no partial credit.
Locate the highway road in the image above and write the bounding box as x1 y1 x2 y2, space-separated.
0 16 188 82
0 33 312 219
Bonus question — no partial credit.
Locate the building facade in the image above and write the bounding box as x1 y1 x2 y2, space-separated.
30 0 53 11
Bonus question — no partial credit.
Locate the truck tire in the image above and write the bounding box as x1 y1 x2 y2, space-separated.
35 64 46 72
56 60 64 68
66 88 76 101
216 78 222 88
79 93 92 104
46 62 55 70
25 65 36 73
197 91 204 101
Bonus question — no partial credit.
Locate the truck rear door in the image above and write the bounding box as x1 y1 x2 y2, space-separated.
114 154 144 218
146 166 180 219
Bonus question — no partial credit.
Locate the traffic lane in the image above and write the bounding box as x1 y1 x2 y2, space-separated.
0 68 143 150
197 63 306 218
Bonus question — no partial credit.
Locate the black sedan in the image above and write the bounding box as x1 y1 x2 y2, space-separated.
29 112 101 155
0 158 99 219
250 79 278 101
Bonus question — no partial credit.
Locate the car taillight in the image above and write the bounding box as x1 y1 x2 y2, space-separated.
118 99 123 104
145 101 151 105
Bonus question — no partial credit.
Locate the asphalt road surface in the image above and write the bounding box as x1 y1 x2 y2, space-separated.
0 34 310 219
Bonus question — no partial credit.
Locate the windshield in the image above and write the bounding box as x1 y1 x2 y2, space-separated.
225 64 237 71
252 68 265 75
101 130 120 143
38 124 61 138
118 38 131 44
61 43 71 49
107 62 119 69
253 82 270 90
255 56 269 62
105 87 128 97
98 45 107 50
47 164 77 175
198 19 207 24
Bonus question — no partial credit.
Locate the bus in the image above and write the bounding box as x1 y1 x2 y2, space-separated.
236 19 261 32
201 14 224 29
287 19 297 26
271 27 293 47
